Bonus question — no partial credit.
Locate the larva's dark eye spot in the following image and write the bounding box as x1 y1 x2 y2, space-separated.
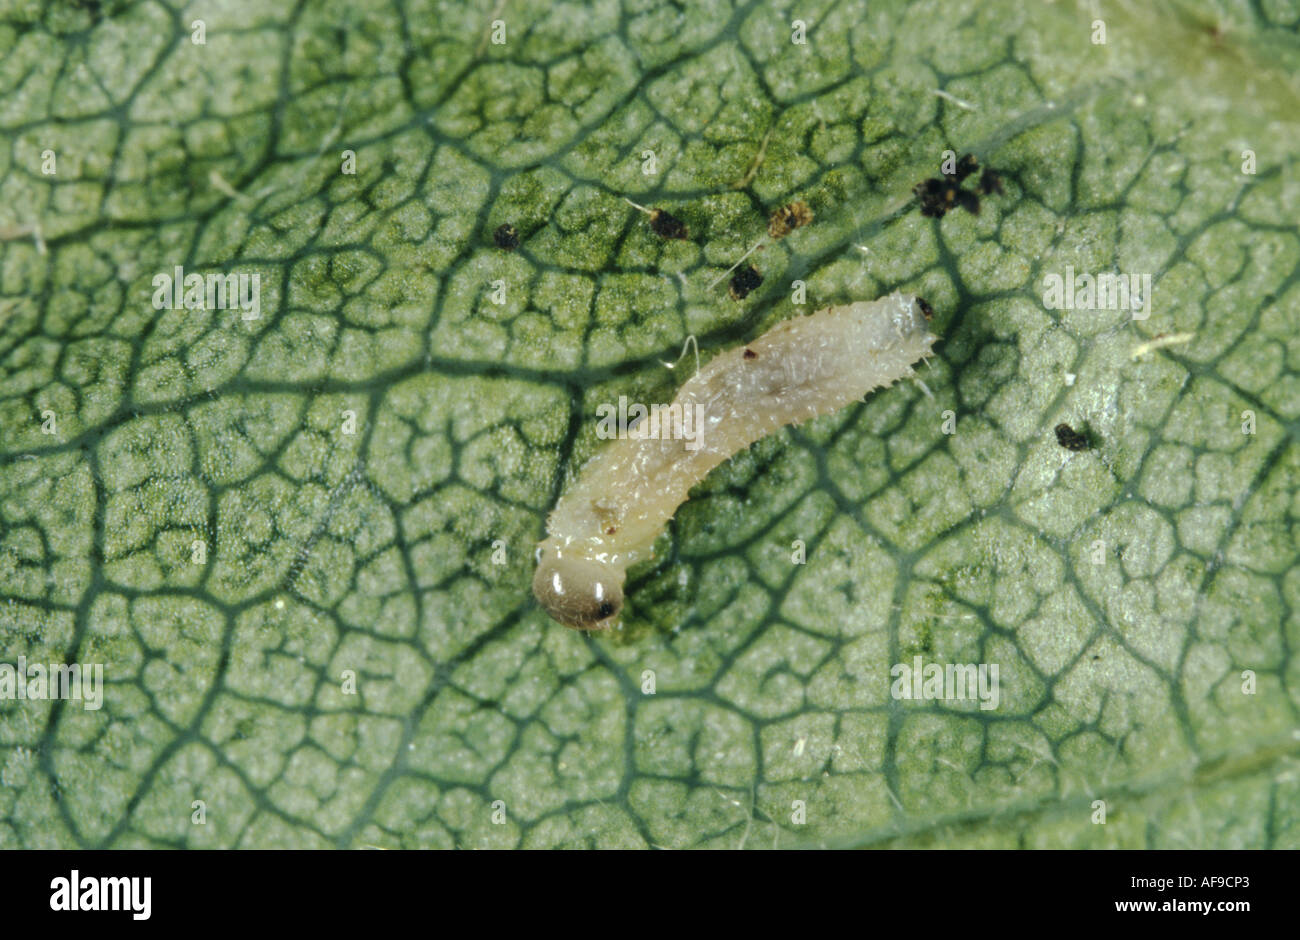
606 526 617 535
743 348 757 360
1054 422 1091 451
648 208 688 240
493 223 519 251
532 552 624 630
728 264 763 301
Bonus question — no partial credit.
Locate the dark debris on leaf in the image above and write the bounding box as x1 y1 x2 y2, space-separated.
1055 423 1091 451
767 201 814 239
950 152 980 182
913 177 955 218
978 169 1004 196
648 208 688 240
914 152 1003 219
728 264 763 301
493 223 520 251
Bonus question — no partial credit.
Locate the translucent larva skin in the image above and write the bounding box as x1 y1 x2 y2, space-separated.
534 292 937 630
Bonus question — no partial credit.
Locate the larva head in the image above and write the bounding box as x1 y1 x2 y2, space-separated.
887 292 935 337
532 548 624 630
845 292 938 358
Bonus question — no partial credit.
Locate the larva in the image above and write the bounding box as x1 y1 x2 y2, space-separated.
533 292 938 630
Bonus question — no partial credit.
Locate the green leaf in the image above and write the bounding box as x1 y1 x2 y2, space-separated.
1 0 1298 848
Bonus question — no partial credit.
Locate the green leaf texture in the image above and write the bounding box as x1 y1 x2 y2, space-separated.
1 0 1298 848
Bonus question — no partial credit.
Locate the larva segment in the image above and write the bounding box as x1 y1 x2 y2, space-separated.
535 292 938 630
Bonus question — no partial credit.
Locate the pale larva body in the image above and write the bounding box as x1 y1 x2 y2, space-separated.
534 292 938 629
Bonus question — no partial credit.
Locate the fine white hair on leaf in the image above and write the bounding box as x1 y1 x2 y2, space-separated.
665 334 700 377
533 291 939 630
